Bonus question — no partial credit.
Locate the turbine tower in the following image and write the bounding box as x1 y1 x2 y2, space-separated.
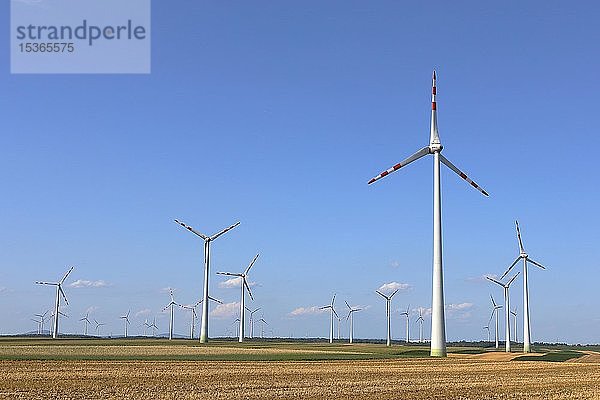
119 310 130 338
375 289 399 346
488 295 503 349
500 221 547 353
416 309 424 343
400 305 410 343
35 266 74 339
487 273 520 352
511 307 518 343
163 288 181 340
367 71 489 357
345 301 362 344
217 253 259 343
79 312 91 336
174 219 240 343
320 294 338 343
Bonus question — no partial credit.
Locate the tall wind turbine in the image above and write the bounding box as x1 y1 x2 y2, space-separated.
163 288 182 340
79 312 91 336
181 296 222 339
119 310 130 338
400 305 410 343
511 307 518 343
488 295 503 349
500 221 547 353
320 294 338 343
246 307 261 339
416 309 424 343
94 319 106 336
487 273 520 352
375 289 399 346
345 301 362 344
367 71 489 357
217 253 259 343
35 266 74 339
174 219 240 343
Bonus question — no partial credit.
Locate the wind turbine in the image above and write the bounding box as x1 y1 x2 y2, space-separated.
48 311 68 337
483 325 490 342
487 273 520 352
246 307 261 339
163 288 181 340
345 301 362 344
30 317 41 335
400 305 410 343
94 319 106 336
180 296 222 339
149 317 158 337
217 253 259 343
416 309 424 343
500 221 547 353
488 295 503 349
336 316 342 340
367 71 489 357
79 312 91 336
174 219 240 343
258 316 268 338
511 307 518 343
320 294 338 343
35 266 74 339
34 311 48 335
119 310 130 338
375 289 399 346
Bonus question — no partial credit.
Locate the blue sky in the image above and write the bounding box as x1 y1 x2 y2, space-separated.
1 1 599 343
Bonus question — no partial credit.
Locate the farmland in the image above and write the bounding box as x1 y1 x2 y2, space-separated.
0 338 599 399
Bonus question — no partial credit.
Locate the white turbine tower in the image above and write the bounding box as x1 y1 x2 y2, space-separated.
79 312 91 336
181 296 222 339
217 253 259 343
35 266 74 339
400 305 410 343
500 221 547 353
487 273 520 352
174 219 240 343
163 288 181 340
488 295 503 349
375 289 399 346
416 309 424 343
367 71 489 357
246 307 261 339
94 319 106 336
345 301 362 344
119 310 131 338
511 307 518 343
320 294 338 343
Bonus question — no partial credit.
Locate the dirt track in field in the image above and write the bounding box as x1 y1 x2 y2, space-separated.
1 357 599 400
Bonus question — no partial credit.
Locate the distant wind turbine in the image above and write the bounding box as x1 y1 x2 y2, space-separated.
345 301 362 344
119 310 131 338
258 316 268 338
500 221 547 353
416 309 425 343
483 325 490 342
375 289 399 346
367 71 489 357
181 296 222 339
320 294 338 343
511 307 518 343
94 319 106 336
35 266 74 339
149 317 158 337
34 311 48 336
246 307 261 339
162 288 181 340
487 273 520 352
217 253 260 343
400 305 410 343
174 219 240 343
488 295 503 349
79 312 91 336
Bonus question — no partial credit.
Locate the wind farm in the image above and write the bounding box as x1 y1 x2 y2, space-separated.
3 1 599 398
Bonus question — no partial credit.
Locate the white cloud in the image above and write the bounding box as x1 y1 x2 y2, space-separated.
378 282 411 293
413 307 432 317
446 302 474 311
446 302 474 320
135 309 152 318
287 306 327 317
69 279 111 288
85 306 99 314
218 277 257 289
0 287 7 294
210 302 239 319
390 260 401 268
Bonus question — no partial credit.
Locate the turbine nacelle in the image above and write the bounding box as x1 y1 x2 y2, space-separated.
429 143 443 153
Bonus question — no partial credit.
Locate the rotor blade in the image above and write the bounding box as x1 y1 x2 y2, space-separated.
320 305 331 310
59 266 74 284
500 256 522 280
345 301 351 310
332 308 338 318
244 278 254 300
375 290 387 299
506 271 521 287
485 276 504 287
59 286 69 305
331 293 336 306
527 258 547 270
208 296 223 304
487 310 494 327
35 281 58 286
210 221 241 241
174 219 208 240
515 220 525 253
490 294 497 307
389 289 399 299
439 154 489 196
368 146 430 185
244 253 260 275
216 272 242 277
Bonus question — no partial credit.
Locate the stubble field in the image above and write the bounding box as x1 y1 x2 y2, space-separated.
0 338 598 399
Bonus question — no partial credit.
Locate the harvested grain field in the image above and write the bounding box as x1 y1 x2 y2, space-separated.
1 357 600 399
